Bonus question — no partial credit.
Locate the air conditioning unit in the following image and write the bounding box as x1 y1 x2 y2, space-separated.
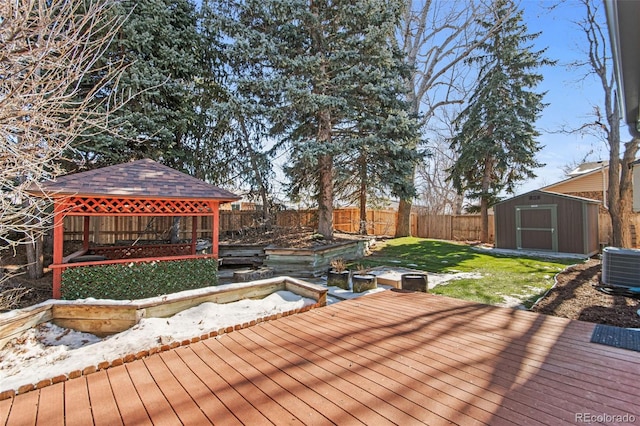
601 247 640 288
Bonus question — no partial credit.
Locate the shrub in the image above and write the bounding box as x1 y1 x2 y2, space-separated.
61 258 218 300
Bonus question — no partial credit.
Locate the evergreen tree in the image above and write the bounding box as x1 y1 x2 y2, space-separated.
73 0 204 170
196 1 275 215
325 0 420 235
447 0 553 242
213 0 417 238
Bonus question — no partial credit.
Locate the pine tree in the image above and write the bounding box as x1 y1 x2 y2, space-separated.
73 0 204 169
447 0 553 242
213 0 417 238
327 1 420 235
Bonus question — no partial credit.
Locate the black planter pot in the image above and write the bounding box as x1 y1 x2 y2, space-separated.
352 273 377 293
401 273 428 292
327 269 350 290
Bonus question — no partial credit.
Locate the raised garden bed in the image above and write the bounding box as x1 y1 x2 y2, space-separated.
219 243 266 267
0 277 327 349
265 239 370 277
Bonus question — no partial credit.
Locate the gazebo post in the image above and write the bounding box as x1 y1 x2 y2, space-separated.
212 203 219 258
83 216 90 251
52 201 65 299
191 216 198 255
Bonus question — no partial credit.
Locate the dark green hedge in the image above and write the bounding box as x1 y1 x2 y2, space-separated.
61 258 218 300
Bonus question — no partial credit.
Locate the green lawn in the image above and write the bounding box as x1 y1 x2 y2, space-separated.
358 237 580 308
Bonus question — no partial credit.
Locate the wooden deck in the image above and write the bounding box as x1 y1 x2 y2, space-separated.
1 290 639 425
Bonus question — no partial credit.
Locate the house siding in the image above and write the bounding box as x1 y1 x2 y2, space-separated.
544 170 608 194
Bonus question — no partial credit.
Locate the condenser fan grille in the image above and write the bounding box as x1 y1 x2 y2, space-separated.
601 247 640 288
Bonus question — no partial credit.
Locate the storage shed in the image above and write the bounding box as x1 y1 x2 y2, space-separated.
494 190 600 256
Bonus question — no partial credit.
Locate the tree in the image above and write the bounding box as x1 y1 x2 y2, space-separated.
416 110 464 215
576 0 637 248
315 2 420 235
0 1 127 282
72 0 204 170
197 1 276 219
214 0 414 239
394 0 503 237
447 0 552 242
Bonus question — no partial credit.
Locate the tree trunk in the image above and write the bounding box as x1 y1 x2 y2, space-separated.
606 89 638 248
316 98 334 239
395 166 416 237
170 217 181 244
317 153 334 239
359 153 368 235
25 233 44 279
609 137 639 248
479 156 493 243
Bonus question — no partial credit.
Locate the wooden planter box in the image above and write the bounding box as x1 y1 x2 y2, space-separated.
0 277 327 349
264 240 369 277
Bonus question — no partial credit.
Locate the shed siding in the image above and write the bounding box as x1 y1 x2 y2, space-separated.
494 191 599 255
556 196 585 254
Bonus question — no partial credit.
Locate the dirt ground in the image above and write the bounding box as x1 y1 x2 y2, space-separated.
531 259 640 328
2 235 640 328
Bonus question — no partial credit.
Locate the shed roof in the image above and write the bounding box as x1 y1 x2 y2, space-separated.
27 159 240 201
495 190 601 206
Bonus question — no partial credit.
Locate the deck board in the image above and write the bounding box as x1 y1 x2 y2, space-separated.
143 353 212 425
254 320 473 425
36 383 65 426
223 330 360 425
63 377 93 426
86 370 123 426
106 365 153 425
281 308 551 425
125 360 181 425
194 338 308 425
206 333 326 424
158 348 242 425
317 296 632 412
2 290 639 425
177 342 272 425
6 389 39 426
0 397 12 425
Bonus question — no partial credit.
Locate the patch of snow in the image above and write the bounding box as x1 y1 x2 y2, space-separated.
427 272 483 287
325 285 388 303
0 290 314 393
498 295 528 309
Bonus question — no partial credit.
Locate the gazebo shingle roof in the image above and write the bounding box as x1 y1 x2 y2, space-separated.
28 159 240 201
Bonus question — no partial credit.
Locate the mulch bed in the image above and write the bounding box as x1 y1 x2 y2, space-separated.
531 259 640 328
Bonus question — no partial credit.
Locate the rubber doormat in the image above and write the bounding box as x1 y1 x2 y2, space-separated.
590 324 640 352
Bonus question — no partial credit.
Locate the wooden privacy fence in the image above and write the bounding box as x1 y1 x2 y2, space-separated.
411 213 495 243
62 209 492 243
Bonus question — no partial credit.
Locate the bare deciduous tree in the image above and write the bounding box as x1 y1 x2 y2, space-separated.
394 0 503 237
416 110 463 215
1 0 127 287
576 0 638 247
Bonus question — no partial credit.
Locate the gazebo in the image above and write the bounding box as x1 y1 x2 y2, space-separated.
27 159 240 298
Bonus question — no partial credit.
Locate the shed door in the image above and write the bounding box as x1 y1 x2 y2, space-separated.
516 205 558 252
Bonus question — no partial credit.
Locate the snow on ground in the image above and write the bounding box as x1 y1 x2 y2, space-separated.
0 290 314 393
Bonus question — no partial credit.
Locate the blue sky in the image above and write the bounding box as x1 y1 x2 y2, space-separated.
517 0 615 193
